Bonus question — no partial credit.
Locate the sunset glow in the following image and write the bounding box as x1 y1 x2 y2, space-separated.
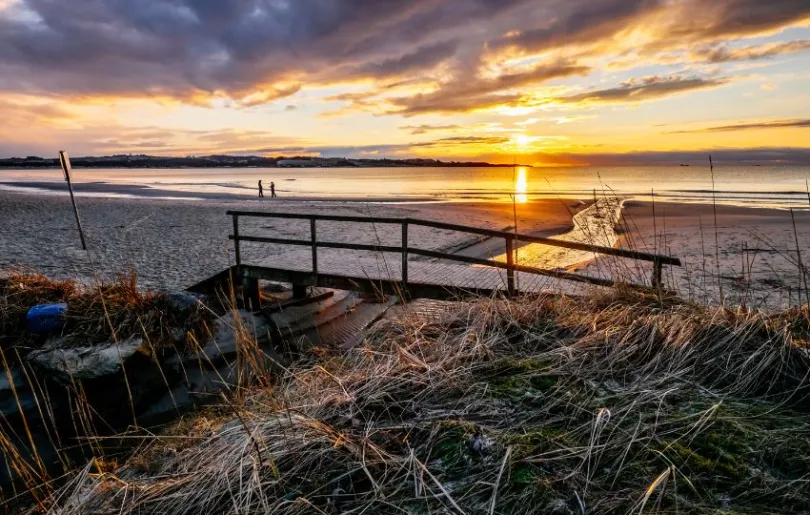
0 1 808 165
515 167 528 204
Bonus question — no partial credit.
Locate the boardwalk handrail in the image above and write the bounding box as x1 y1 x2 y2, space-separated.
226 210 681 293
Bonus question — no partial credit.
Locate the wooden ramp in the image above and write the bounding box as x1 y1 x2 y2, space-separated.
210 211 682 304
242 250 594 300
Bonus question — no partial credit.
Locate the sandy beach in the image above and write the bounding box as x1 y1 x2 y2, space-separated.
1 190 809 309
589 201 810 308
0 191 582 289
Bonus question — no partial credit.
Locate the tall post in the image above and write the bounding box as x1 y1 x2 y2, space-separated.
232 214 241 265
310 217 318 274
505 235 515 297
401 222 409 285
58 151 87 250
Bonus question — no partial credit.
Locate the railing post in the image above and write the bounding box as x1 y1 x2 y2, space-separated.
402 222 409 285
310 217 318 274
652 258 662 289
232 214 241 265
505 235 515 297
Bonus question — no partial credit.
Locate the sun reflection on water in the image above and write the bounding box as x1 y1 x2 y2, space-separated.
515 166 528 203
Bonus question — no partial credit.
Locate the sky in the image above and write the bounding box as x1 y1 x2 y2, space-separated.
1 0 810 166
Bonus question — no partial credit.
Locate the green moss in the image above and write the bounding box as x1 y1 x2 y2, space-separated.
488 372 558 398
506 427 578 462
511 464 536 485
429 421 472 468
664 440 749 480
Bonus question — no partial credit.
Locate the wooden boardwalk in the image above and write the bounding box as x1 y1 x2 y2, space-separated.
215 210 681 303
245 247 595 298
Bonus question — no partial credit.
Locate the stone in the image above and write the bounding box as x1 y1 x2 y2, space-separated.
28 336 145 383
167 292 202 314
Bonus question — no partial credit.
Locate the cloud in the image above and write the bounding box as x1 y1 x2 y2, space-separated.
0 0 526 102
240 84 302 107
391 62 590 115
0 95 79 126
658 0 810 43
400 124 461 135
330 40 459 80
491 0 664 54
559 76 731 105
668 119 810 134
410 136 511 148
0 0 809 163
692 40 810 63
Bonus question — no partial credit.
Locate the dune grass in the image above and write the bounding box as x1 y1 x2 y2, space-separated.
0 271 210 352
34 288 810 514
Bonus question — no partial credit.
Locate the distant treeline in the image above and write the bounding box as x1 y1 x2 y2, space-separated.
0 155 525 169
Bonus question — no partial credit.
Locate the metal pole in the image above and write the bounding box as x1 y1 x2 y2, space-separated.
58 151 87 250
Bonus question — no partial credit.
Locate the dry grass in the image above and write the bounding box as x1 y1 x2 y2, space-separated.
36 289 810 514
0 273 76 337
0 271 211 352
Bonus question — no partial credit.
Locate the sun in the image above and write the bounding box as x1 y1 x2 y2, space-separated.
512 134 532 148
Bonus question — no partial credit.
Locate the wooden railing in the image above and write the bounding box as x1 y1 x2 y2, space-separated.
226 210 681 294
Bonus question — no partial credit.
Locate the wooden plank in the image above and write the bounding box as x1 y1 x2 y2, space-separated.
408 218 680 265
310 218 318 274
231 235 403 254
226 210 403 224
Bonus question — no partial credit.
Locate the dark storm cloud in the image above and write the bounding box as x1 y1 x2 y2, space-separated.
668 119 810 134
559 76 730 105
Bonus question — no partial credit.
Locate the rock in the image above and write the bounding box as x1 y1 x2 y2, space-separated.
167 292 202 314
28 336 145 383
469 430 492 455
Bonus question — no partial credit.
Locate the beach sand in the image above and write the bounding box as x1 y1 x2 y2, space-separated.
1 191 808 309
0 192 583 291
585 201 810 308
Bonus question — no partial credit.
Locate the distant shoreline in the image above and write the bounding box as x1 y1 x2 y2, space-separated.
0 155 531 170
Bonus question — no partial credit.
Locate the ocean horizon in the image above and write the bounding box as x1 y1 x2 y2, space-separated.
1 164 809 209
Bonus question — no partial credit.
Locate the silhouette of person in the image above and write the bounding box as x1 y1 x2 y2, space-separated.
270 181 277 198
258 180 264 198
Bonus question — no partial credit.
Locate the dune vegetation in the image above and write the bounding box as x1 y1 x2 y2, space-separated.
5 284 805 514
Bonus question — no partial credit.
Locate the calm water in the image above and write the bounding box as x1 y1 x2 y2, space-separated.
1 165 809 209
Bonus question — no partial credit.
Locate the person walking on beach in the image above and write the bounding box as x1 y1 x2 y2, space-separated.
270 181 277 198
258 180 264 198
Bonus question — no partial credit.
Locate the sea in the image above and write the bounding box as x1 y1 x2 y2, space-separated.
1 165 809 209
